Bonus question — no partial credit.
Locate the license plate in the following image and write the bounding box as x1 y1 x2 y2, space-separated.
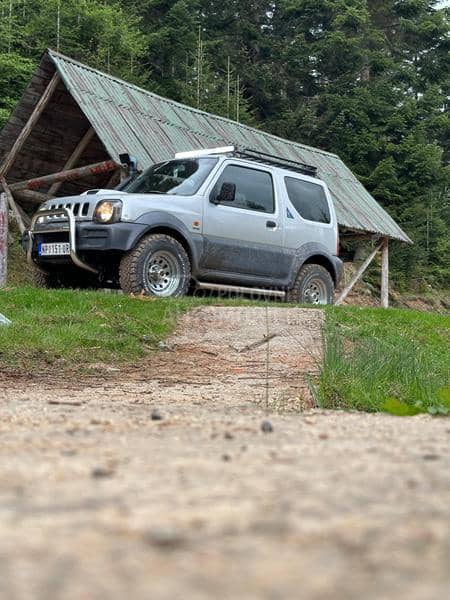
38 242 71 256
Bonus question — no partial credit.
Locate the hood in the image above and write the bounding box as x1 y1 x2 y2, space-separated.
80 189 127 196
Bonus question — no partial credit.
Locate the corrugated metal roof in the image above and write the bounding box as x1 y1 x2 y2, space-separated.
48 50 411 243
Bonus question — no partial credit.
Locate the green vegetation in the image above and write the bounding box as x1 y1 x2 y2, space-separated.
6 229 33 287
0 287 193 369
316 307 450 415
0 0 448 288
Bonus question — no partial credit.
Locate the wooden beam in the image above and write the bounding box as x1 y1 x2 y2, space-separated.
15 202 31 229
381 238 389 308
0 73 61 179
335 242 383 306
14 189 52 205
0 193 7 288
48 127 95 196
339 233 380 242
0 178 26 234
8 160 120 193
105 170 120 189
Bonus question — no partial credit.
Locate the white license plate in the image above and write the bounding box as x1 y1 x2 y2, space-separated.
38 242 71 256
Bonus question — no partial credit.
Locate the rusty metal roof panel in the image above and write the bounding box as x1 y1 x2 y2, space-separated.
48 50 411 242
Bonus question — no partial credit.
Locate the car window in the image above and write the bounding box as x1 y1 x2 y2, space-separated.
124 158 218 196
284 177 331 224
214 165 275 213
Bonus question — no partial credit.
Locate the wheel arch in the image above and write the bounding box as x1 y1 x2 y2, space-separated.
139 225 194 266
302 254 337 284
133 212 201 272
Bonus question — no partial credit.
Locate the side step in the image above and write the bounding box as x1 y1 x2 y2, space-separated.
195 281 286 299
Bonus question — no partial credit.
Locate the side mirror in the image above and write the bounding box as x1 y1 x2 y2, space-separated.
212 182 236 205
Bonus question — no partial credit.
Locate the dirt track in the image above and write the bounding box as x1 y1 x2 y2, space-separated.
1 307 450 599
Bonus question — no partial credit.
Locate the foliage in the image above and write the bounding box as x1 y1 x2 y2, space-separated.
315 306 450 414
0 0 148 87
0 53 34 129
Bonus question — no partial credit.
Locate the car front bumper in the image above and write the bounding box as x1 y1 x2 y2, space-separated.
23 208 147 273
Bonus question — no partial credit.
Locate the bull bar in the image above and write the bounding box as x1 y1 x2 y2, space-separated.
26 207 98 274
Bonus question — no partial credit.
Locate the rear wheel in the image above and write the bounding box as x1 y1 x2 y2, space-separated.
287 264 334 305
119 234 191 297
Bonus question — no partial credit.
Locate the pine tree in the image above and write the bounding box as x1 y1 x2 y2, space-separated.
268 0 449 287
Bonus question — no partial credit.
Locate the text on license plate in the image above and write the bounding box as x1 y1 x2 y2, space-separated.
38 242 71 256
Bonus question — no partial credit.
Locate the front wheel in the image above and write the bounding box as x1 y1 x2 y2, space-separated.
119 234 191 297
32 267 98 289
287 264 334 305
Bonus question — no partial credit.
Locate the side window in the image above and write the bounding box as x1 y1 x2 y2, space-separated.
214 165 275 213
284 177 331 224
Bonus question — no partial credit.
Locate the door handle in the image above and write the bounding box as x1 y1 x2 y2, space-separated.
266 220 277 229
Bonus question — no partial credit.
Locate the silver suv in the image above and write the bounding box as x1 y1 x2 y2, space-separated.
24 147 343 304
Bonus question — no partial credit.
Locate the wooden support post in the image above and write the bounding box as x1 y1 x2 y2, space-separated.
48 127 95 196
0 193 7 288
0 178 26 234
381 237 389 308
8 160 120 193
335 242 383 305
0 73 61 179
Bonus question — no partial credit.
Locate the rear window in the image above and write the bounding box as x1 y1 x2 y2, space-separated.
284 177 331 224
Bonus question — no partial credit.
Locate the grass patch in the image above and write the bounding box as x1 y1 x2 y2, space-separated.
316 307 450 414
0 287 200 370
6 231 34 287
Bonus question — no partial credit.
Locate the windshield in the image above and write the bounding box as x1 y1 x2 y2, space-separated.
123 157 218 196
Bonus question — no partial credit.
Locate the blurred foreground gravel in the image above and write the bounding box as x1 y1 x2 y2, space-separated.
0 307 449 599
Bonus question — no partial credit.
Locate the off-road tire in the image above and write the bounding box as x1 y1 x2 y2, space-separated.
32 268 55 288
119 234 191 297
287 264 334 305
32 267 98 289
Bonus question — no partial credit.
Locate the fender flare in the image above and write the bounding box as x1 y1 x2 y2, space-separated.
133 211 202 271
291 242 341 286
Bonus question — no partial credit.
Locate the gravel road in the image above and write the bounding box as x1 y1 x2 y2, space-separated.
1 307 449 599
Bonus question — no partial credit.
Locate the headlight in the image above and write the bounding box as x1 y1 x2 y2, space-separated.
94 200 122 224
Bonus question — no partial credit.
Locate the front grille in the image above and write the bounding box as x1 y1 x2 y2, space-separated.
36 201 94 226
47 201 92 218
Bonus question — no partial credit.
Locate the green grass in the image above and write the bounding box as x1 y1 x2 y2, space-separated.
316 307 450 414
6 232 34 287
0 287 200 370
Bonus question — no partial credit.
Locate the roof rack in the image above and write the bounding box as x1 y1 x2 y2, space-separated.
174 146 318 178
232 147 318 178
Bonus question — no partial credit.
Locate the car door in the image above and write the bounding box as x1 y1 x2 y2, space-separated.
201 162 289 279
